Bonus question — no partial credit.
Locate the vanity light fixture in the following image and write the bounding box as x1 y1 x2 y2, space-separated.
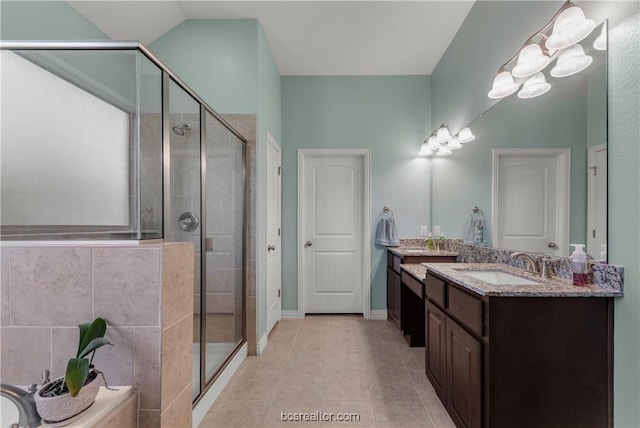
426 135 440 150
518 72 552 99
437 147 452 156
593 25 607 50
550 44 593 77
447 137 463 150
512 43 551 78
457 127 475 143
545 5 595 50
419 126 475 156
488 70 520 99
419 142 434 156
435 124 452 143
487 1 595 100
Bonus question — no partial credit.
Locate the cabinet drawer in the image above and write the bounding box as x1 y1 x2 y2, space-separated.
425 275 446 307
448 285 483 336
402 271 424 298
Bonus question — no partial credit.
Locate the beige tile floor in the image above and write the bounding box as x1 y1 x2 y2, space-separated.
199 315 455 428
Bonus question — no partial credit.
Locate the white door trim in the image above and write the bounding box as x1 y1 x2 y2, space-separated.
587 144 607 257
491 148 570 256
265 131 282 334
297 148 371 319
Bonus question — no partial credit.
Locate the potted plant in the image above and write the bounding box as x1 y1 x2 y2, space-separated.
34 317 112 424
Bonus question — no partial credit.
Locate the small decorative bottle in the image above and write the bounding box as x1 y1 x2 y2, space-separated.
570 244 588 286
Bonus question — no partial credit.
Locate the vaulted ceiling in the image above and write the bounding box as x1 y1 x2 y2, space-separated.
68 1 474 76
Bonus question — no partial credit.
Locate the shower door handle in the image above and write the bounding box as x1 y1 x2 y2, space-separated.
178 212 199 232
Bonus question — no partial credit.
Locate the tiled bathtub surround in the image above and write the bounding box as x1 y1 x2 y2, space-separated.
396 239 624 293
0 242 194 428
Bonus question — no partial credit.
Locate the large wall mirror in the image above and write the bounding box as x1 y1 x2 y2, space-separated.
431 21 607 260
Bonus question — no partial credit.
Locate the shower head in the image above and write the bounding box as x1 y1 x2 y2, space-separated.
172 123 192 136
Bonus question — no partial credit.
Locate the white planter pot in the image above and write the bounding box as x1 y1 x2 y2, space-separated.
34 372 101 423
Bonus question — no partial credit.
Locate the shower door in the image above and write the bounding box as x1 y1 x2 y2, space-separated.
202 112 245 385
167 78 245 403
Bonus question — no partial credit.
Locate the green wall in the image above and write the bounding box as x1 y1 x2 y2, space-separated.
150 20 259 115
430 1 640 425
0 1 107 40
281 76 431 311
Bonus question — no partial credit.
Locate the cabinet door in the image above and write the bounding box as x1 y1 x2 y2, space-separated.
446 319 481 428
394 273 402 326
387 268 395 318
425 301 447 402
387 268 401 327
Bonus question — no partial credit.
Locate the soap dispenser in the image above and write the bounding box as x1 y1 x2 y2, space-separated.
570 244 588 286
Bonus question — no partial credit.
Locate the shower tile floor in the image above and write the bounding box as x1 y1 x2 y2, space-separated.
199 315 455 427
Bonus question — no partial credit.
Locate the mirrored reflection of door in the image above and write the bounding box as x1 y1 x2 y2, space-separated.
167 80 202 400
203 112 244 383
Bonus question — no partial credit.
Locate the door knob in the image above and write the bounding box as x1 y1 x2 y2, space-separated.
267 245 276 252
548 242 558 249
178 212 199 232
305 241 312 248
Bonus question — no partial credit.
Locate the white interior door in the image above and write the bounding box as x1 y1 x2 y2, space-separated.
493 149 569 256
587 145 607 259
266 133 282 334
300 152 365 314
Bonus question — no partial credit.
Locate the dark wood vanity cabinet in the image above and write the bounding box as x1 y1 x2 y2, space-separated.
386 265 402 327
386 251 456 332
425 272 613 428
425 301 447 401
426 298 481 428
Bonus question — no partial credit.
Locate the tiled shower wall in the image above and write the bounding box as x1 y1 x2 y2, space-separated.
0 242 193 428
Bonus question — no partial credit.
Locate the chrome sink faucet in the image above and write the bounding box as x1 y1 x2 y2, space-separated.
510 252 551 277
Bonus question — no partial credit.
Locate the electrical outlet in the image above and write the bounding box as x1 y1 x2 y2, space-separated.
420 226 428 236
433 225 441 236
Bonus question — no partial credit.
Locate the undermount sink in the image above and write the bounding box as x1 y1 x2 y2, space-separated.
461 270 541 285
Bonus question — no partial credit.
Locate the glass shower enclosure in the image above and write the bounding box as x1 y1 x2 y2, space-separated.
0 41 246 403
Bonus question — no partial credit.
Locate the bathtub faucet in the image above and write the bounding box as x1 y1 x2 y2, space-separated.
1 382 42 428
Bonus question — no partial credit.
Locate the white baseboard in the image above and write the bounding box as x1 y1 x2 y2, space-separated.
192 342 247 428
281 310 299 320
257 332 268 355
369 310 388 320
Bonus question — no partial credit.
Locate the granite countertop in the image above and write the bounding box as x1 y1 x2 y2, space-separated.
422 263 623 297
388 247 458 257
400 263 427 282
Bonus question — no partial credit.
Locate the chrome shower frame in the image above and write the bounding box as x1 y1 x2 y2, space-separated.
0 40 248 405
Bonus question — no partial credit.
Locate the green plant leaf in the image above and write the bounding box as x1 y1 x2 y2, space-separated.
77 317 107 358
77 322 90 357
78 337 113 358
65 358 89 397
